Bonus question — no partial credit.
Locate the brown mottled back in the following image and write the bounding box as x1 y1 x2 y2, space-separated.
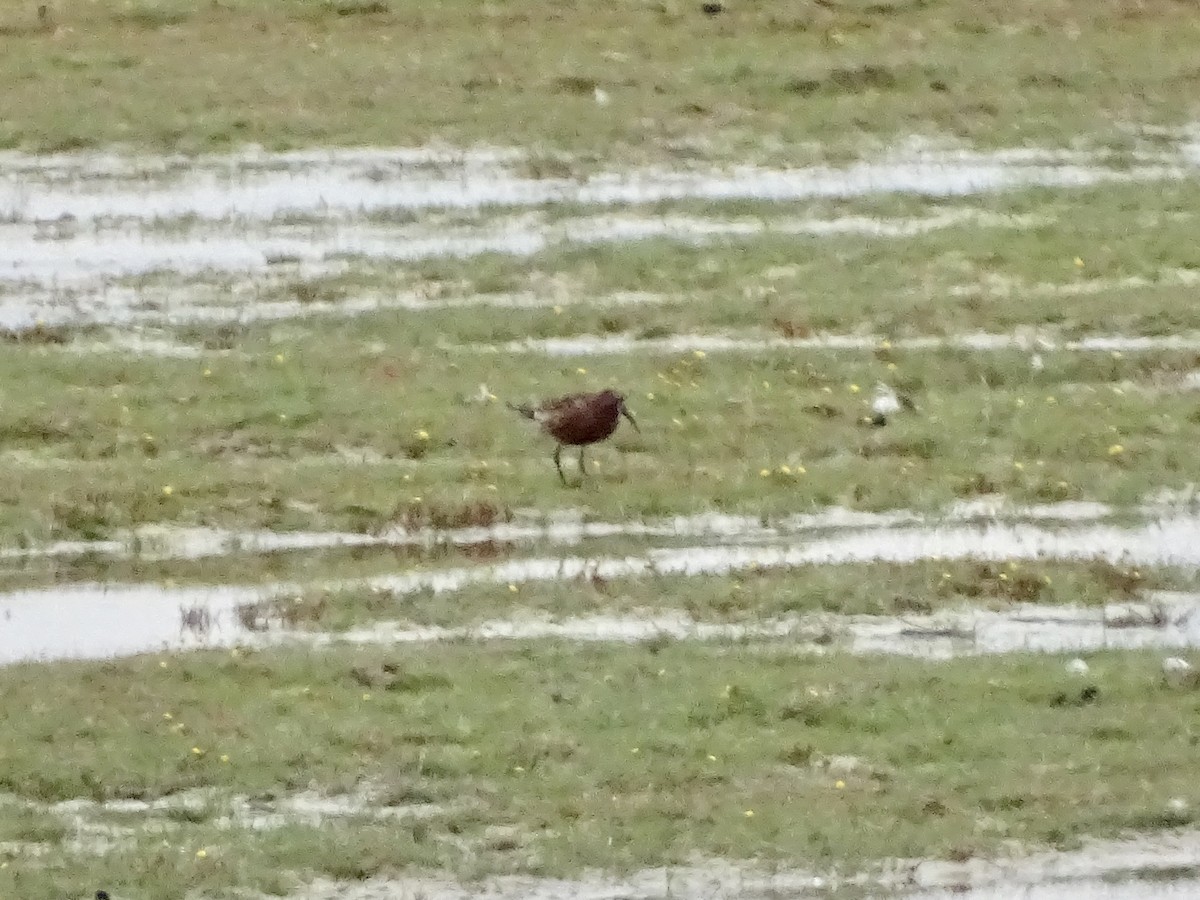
534 389 624 446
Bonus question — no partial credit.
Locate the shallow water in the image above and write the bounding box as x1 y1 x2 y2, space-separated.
0 209 1032 330
2 509 1198 664
317 592 1200 659
3 143 1194 223
455 328 1200 356
0 209 1036 289
0 499 1117 563
278 826 1200 899
2 135 1198 328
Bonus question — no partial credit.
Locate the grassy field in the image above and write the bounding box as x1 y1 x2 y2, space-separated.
0 0 1197 156
0 644 1196 898
4 187 1200 547
3 0 1200 896
3 335 1200 543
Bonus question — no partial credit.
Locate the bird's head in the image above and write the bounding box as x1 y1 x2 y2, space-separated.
600 389 640 433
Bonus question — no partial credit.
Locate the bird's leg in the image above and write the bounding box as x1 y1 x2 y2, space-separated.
578 447 588 479
553 444 567 485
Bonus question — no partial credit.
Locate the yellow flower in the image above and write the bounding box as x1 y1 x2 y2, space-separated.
779 465 792 475
999 573 1008 581
162 485 174 496
508 583 518 593
1111 350 1123 359
1108 444 1124 455
163 712 173 720
744 809 755 818
762 380 770 389
630 747 640 754
693 349 706 359
1045 396 1057 404
191 746 203 755
196 848 208 859
646 392 655 400
1044 576 1053 585
835 779 846 789
1073 257 1084 267
416 429 430 441
553 305 563 315
576 367 587 375
1013 461 1024 471
1015 398 1025 407
887 362 897 371
274 353 285 363
849 384 861 393
361 692 371 701
159 660 168 668
796 466 807 474
879 339 892 349
203 368 212 377
759 468 771 477
219 754 230 763
707 754 717 762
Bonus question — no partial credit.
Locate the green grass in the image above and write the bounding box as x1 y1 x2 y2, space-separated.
0 642 1195 896
4 4 1200 892
6 178 1195 544
0 0 1198 155
1 331 1198 543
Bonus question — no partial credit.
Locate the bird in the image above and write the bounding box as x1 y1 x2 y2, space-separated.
869 382 915 427
508 388 640 485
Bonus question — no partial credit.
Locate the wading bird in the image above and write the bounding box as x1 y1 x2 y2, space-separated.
508 389 640 485
869 382 915 427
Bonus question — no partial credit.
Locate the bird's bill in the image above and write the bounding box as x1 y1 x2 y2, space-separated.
621 405 641 433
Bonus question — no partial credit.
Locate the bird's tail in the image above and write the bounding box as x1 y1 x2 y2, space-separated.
506 401 536 420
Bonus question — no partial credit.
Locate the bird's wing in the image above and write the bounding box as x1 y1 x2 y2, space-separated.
536 393 594 422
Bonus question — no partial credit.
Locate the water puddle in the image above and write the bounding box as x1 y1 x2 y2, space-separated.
17 283 666 335
0 783 453 857
2 508 1200 663
319 591 1200 659
453 328 1200 356
278 828 1200 899
0 209 1039 289
0 209 1033 329
950 267 1200 300
0 499 1117 564
2 134 1198 327
2 142 1196 224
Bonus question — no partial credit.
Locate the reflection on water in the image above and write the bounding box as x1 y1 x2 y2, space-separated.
0 510 1198 664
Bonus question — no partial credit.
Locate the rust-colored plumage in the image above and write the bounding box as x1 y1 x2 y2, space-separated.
508 388 640 484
